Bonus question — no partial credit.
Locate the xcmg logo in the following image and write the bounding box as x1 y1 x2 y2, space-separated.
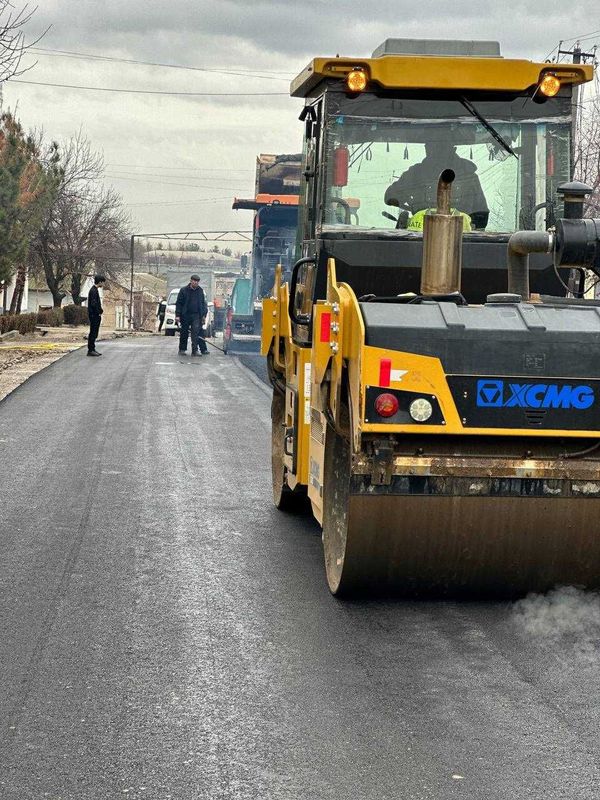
476 380 595 410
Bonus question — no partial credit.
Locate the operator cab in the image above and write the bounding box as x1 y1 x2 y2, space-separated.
290 39 591 342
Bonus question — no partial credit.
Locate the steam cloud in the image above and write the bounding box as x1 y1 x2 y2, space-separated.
512 586 600 665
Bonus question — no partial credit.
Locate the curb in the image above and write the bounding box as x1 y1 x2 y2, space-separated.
231 356 272 399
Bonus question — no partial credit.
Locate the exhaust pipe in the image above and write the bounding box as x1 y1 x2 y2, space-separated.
507 231 552 301
421 169 463 296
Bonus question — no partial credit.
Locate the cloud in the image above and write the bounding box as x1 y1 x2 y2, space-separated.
8 0 599 233
31 0 600 61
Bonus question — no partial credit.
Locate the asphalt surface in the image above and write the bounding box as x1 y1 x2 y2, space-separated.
236 352 268 387
1 337 600 799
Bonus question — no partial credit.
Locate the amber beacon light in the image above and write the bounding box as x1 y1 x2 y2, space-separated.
539 74 561 97
346 68 367 92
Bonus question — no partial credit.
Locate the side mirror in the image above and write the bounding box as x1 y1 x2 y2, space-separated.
299 105 317 140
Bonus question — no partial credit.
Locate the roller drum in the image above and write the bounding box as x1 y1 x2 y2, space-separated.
322 427 600 598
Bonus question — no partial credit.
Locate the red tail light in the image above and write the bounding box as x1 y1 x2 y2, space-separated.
374 392 399 418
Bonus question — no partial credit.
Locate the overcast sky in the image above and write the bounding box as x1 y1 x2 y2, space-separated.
5 1 599 237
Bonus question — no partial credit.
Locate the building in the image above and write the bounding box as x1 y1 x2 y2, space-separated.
1 274 29 314
2 269 166 332
100 274 166 331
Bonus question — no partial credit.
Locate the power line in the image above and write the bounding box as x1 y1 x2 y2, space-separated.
557 42 597 66
575 33 600 45
105 173 246 190
30 46 293 81
559 28 600 45
9 78 289 97
106 169 244 183
544 31 600 62
107 163 253 173
125 197 231 207
543 43 560 62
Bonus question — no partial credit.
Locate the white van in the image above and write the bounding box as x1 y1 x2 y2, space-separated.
164 289 214 339
163 289 179 336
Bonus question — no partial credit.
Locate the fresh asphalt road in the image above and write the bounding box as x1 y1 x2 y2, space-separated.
1 337 600 800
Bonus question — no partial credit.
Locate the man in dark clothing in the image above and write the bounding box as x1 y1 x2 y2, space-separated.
156 297 166 332
175 274 208 356
87 274 106 357
385 143 489 229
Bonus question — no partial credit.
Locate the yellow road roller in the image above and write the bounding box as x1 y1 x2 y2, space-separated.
262 38 600 597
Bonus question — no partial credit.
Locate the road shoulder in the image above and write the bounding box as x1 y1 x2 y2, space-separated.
0 343 84 403
0 328 155 403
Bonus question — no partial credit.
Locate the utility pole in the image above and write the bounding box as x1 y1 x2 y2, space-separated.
557 41 597 177
129 234 135 331
556 42 597 296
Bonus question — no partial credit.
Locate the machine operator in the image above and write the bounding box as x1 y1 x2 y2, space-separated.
385 142 489 230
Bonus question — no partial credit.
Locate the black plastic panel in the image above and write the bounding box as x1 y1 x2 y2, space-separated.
314 235 568 305
447 375 600 430
360 301 600 378
365 386 444 425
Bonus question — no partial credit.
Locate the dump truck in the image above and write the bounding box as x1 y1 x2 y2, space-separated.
262 38 600 597
228 155 301 352
250 154 301 304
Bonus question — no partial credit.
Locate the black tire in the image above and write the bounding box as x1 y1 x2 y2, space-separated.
322 415 352 595
271 390 308 512
165 329 175 337
266 351 285 393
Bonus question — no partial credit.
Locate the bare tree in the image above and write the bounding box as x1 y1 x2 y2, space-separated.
56 131 104 199
0 2 46 83
574 95 600 216
61 189 130 304
569 91 600 297
32 134 130 306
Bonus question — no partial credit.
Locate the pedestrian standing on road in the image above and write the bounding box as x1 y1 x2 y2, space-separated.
87 274 106 357
156 297 166 332
175 275 209 357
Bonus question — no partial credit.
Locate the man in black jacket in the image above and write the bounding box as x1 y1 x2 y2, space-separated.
156 297 166 332
87 274 106 357
175 274 208 357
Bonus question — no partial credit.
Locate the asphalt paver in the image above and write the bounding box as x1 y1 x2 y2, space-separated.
1 338 599 799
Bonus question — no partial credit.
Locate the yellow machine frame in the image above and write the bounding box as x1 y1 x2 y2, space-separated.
262 43 600 596
291 54 592 97
263 257 600 526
